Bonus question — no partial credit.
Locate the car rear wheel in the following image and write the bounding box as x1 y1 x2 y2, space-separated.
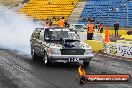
43 52 51 66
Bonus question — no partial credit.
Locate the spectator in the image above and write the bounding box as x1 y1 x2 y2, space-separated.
95 21 99 29
92 18 95 22
99 23 104 33
49 19 53 27
114 21 119 37
58 16 60 21
64 20 69 28
83 18 86 22
58 17 65 27
86 21 94 40
44 18 50 28
88 17 90 21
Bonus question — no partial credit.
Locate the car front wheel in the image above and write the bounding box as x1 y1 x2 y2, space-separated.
43 52 51 66
32 48 38 60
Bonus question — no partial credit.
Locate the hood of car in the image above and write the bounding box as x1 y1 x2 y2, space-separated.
46 40 89 49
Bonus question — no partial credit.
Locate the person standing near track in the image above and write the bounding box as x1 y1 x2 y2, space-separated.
86 21 94 40
114 21 119 37
58 17 65 27
44 18 50 28
49 19 53 27
64 20 69 28
99 23 104 33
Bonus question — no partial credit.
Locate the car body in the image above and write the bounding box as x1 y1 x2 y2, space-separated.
30 27 94 66
69 24 86 32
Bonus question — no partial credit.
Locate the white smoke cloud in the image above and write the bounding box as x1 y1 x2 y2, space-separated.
0 6 35 55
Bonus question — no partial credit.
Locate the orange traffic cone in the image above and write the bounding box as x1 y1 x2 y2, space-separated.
104 27 110 42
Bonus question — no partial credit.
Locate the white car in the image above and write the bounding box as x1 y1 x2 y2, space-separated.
30 27 94 66
69 24 86 32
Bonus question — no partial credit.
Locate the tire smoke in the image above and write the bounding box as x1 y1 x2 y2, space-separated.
0 6 35 56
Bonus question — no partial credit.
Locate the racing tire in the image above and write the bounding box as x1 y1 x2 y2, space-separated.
31 44 33 55
43 52 51 66
83 61 90 66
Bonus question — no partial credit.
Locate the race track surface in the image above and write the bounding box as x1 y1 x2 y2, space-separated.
0 49 131 88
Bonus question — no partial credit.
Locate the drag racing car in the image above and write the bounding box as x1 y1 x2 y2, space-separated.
30 27 94 66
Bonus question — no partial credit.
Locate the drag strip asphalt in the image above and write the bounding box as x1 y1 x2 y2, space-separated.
0 49 131 88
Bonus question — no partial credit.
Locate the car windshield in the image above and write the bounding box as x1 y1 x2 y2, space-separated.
44 28 79 41
75 25 84 29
